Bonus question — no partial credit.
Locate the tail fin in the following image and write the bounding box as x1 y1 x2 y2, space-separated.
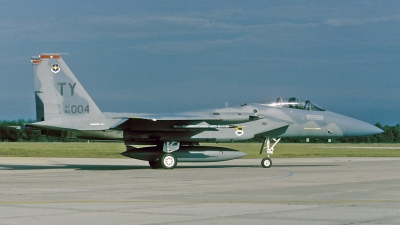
31 54 104 122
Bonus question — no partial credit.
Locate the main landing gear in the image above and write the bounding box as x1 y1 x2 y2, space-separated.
149 153 177 169
149 141 180 169
259 138 281 168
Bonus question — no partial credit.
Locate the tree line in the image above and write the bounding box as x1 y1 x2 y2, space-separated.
0 119 78 142
1 119 399 143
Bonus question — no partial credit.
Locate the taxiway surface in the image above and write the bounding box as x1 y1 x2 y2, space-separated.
1 157 400 224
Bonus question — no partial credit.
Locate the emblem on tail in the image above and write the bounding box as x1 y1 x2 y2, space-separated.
51 63 60 74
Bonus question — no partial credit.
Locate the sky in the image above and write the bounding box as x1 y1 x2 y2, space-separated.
0 0 399 125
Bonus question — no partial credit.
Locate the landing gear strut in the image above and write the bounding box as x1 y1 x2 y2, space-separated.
259 138 281 168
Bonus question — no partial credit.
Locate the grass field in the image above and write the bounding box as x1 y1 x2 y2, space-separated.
1 142 400 158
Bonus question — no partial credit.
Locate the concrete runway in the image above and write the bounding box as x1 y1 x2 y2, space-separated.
1 157 400 225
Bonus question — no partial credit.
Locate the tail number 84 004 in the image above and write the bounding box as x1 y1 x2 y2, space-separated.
64 105 90 114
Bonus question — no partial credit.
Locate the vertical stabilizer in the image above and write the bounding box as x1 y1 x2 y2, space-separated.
32 54 104 122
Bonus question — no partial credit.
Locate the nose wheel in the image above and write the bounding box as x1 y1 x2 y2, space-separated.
261 157 272 168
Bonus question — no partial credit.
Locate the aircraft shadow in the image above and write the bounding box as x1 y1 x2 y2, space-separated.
0 164 148 171
178 164 338 169
0 164 338 171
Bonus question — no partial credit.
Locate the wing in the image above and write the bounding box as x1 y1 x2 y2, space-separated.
111 112 264 131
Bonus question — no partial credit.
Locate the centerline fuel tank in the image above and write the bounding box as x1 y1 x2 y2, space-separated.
121 146 247 162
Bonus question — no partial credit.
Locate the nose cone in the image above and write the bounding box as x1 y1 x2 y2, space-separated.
344 118 384 137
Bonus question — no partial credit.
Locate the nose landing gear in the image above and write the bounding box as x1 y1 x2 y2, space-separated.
259 138 281 168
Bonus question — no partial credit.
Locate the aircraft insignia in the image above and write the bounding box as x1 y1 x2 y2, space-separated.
235 126 244 136
51 63 60 74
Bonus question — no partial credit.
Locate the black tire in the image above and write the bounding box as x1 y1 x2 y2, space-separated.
149 161 161 169
261 157 272 168
161 153 177 169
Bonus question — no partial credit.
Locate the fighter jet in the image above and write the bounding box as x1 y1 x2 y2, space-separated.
21 54 383 169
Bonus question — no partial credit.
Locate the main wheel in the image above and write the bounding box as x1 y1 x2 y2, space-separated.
261 157 272 168
149 161 161 169
161 154 177 169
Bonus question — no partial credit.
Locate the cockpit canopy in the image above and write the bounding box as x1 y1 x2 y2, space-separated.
257 97 325 111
